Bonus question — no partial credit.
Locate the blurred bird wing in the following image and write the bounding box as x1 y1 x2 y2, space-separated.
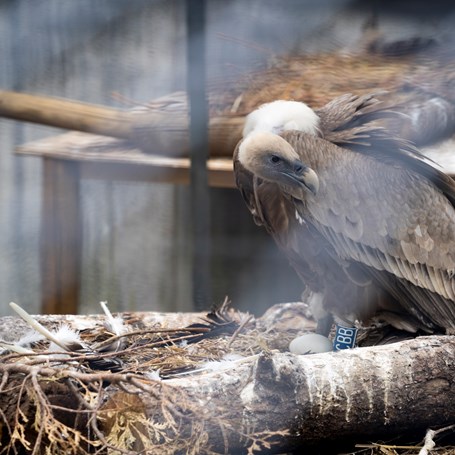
316 93 455 205
286 132 455 327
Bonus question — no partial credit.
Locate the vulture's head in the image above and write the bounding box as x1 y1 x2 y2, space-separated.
243 100 320 137
238 131 319 195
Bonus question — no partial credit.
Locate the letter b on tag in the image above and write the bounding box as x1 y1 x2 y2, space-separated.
333 324 358 351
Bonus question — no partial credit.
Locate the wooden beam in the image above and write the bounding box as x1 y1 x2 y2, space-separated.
41 158 81 314
0 90 131 139
0 89 244 157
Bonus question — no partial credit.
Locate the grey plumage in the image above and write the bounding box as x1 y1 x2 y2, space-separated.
234 93 455 333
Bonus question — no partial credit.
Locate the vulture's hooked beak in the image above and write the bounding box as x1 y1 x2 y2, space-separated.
283 162 319 195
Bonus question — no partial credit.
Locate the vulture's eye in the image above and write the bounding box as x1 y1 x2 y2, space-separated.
270 155 281 164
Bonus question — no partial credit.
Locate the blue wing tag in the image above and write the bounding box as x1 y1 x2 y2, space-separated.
333 324 358 351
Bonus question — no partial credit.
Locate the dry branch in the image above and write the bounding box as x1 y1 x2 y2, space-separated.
1 305 455 453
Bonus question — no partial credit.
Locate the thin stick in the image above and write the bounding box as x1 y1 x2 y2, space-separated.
227 314 253 348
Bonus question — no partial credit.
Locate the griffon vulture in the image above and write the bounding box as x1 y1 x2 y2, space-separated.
234 93 455 335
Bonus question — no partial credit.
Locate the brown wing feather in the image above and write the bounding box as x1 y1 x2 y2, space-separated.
233 156 262 226
283 131 455 329
317 90 455 147
234 144 324 294
317 93 455 206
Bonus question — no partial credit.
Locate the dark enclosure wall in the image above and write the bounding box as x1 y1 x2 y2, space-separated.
0 0 454 316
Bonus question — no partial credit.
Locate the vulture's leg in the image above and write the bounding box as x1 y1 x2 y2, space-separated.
315 313 333 336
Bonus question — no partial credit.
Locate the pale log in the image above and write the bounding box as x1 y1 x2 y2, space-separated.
165 336 455 452
0 89 243 157
0 90 131 139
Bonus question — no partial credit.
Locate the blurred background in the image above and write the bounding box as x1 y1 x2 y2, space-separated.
0 0 454 317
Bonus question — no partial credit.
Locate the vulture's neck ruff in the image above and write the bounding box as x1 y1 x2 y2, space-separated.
238 131 319 195
240 100 321 194
243 100 320 137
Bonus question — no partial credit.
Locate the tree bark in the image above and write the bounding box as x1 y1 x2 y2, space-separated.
169 336 455 452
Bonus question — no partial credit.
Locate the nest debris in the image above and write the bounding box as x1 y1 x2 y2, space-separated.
1 299 454 454
0 299 310 454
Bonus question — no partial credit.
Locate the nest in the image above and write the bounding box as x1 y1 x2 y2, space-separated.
1 299 455 454
0 300 315 454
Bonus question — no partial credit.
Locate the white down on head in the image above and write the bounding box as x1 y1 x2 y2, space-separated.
242 100 320 138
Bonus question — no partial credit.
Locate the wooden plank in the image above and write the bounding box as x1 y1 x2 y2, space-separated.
16 132 236 187
41 158 81 314
16 130 455 178
79 160 235 188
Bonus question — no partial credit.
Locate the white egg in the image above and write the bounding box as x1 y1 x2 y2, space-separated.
289 333 333 355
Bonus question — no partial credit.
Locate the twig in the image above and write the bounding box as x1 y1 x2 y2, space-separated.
355 443 425 450
93 326 210 351
30 371 48 455
0 407 14 453
433 423 455 436
227 314 253 348
419 429 436 455
0 369 9 392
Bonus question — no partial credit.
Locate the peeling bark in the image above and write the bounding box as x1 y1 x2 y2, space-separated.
165 336 455 452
